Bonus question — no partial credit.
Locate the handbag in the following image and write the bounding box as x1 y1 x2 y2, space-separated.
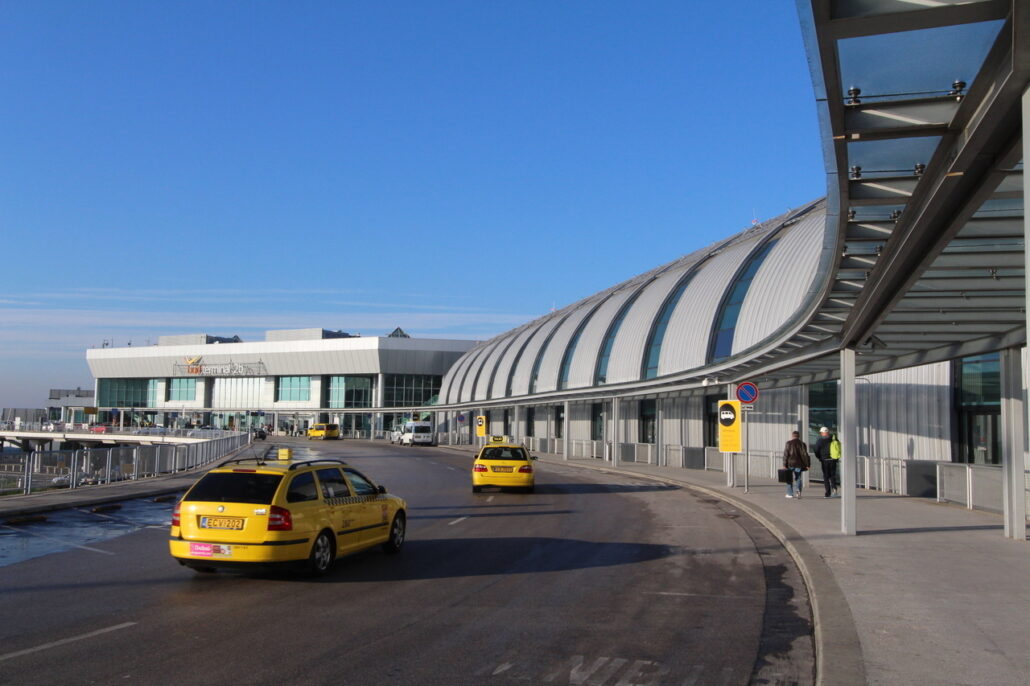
777 468 793 484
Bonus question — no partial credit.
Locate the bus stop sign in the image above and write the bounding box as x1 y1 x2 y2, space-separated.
736 382 759 404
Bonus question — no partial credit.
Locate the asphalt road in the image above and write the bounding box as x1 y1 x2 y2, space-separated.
0 441 813 686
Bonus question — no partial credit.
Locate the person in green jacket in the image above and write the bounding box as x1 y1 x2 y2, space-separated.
813 426 841 497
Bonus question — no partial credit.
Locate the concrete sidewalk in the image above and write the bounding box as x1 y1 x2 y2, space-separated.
441 442 1028 686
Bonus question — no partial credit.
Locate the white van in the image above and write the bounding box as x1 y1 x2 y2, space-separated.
400 421 434 446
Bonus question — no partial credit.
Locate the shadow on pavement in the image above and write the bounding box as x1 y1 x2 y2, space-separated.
408 509 576 520
533 482 680 495
312 536 679 583
857 524 1003 536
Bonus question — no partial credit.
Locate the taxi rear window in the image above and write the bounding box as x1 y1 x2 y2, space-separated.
183 472 284 504
413 426 431 434
478 447 528 461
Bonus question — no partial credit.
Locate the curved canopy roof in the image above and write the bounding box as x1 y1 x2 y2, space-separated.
439 0 1027 409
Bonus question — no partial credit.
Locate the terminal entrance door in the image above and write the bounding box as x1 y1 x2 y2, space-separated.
958 411 1000 465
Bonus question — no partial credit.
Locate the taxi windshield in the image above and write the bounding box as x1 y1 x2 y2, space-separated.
184 472 284 504
479 447 528 461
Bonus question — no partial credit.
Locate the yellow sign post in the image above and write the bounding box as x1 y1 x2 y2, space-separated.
717 400 742 453
475 415 487 438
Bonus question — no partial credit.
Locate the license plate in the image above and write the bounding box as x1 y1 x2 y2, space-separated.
492 466 514 473
200 516 244 530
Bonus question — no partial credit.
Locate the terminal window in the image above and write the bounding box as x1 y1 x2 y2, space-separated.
328 375 373 408
98 378 158 408
277 376 311 402
383 374 441 407
167 378 196 402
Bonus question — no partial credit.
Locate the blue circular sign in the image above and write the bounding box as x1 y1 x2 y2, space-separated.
736 382 759 404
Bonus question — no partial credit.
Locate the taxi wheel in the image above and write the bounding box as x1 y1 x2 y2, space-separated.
472 485 482 493
382 512 406 554
306 531 336 576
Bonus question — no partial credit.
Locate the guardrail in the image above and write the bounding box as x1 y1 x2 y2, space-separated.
0 422 242 440
0 432 251 497
936 462 1030 519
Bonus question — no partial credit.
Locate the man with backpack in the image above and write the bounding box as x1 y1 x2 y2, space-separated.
813 426 841 497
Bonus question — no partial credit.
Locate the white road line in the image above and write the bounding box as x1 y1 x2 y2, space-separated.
445 466 458 471
0 525 116 555
486 495 495 503
0 622 137 662
448 516 469 526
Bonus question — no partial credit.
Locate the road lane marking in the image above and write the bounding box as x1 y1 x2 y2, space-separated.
486 495 495 503
0 525 116 555
448 516 469 526
0 622 137 662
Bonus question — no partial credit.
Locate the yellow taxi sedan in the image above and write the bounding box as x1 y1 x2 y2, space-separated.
169 454 406 576
472 438 536 493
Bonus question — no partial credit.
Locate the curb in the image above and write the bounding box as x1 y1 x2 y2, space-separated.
434 444 866 686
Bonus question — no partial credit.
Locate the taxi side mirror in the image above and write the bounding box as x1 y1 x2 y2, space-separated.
377 485 386 494
530 456 538 461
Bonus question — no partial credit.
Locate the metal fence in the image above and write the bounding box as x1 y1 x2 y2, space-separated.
0 421 243 440
936 462 1030 518
0 432 251 496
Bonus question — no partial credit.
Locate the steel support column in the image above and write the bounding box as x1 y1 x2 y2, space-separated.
611 397 621 469
840 348 858 535
563 401 570 461
513 405 520 443
999 347 1026 540
655 397 663 466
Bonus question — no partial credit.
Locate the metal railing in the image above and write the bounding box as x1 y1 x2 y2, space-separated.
936 462 1030 518
0 421 241 440
0 432 251 496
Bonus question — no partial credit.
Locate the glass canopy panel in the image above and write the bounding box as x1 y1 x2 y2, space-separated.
832 0 1000 21
846 136 941 177
837 20 1004 101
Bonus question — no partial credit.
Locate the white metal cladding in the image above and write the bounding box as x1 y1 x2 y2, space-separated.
488 320 551 399
732 207 825 354
860 362 952 461
657 240 760 375
456 342 499 403
481 328 535 400
529 293 609 394
472 332 524 401
745 386 804 453
443 340 490 403
87 337 473 380
602 263 697 385
508 314 572 397
563 285 647 389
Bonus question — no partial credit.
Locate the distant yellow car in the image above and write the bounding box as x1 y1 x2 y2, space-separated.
472 438 536 493
307 423 341 440
169 455 406 576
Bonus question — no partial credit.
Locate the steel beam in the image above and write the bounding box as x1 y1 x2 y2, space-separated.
999 347 1026 540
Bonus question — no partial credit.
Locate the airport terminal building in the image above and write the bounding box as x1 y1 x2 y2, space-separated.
86 328 475 434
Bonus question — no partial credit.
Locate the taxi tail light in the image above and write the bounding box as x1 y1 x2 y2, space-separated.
472 464 488 472
518 465 533 473
267 506 293 531
171 501 181 527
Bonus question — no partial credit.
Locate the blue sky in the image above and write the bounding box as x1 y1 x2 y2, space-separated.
0 1 825 408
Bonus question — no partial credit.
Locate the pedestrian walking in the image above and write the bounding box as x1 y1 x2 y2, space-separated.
783 430 810 498
813 426 840 497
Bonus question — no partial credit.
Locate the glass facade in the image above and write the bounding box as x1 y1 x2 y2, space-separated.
98 379 158 408
557 329 582 390
709 239 779 363
808 381 837 445
554 405 564 439
955 353 1000 465
638 399 657 444
591 402 604 441
642 276 694 379
384 374 441 407
327 375 373 408
167 378 196 402
277 376 311 402
524 406 535 437
212 377 265 408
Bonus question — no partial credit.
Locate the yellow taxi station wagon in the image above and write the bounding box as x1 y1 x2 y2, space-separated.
472 437 537 493
170 455 406 576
